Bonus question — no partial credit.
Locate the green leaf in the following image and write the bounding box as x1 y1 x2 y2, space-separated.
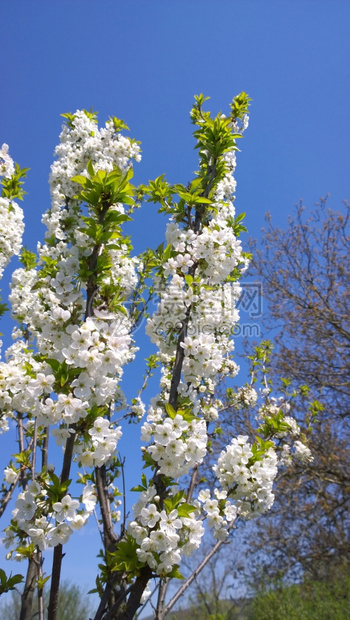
111 536 140 573
165 566 184 579
110 116 129 132
45 358 61 372
48 471 60 487
0 569 24 594
87 159 95 177
71 174 89 186
176 503 196 517
164 403 177 419
235 212 246 224
36 574 51 589
141 473 147 488
142 452 156 470
16 543 35 559
1 163 29 201
19 247 37 270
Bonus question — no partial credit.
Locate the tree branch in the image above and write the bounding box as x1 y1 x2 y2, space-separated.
163 520 236 616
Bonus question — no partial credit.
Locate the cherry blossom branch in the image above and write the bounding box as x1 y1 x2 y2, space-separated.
0 475 20 518
17 413 27 490
19 557 37 620
114 566 153 620
186 464 199 503
163 520 236 616
155 579 169 620
41 428 49 469
95 465 119 549
31 418 38 481
47 428 76 619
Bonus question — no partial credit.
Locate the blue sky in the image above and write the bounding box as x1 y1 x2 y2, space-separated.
1 0 349 609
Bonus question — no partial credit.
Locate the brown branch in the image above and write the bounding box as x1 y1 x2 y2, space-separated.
95 465 119 550
0 474 20 518
186 465 199 503
155 578 169 620
42 428 49 470
47 429 76 620
47 544 64 620
163 520 236 616
19 556 37 620
116 566 152 620
31 418 38 481
17 413 27 490
37 550 44 620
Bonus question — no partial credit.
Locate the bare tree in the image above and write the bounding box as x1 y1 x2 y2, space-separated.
243 199 350 583
164 199 350 604
249 198 350 420
0 580 92 620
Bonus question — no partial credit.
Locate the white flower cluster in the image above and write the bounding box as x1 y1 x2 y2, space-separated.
4 466 18 484
230 114 249 136
5 482 96 553
141 411 207 478
4 111 138 430
0 143 15 179
129 484 205 575
47 111 141 242
0 145 24 284
257 395 291 420
131 396 146 420
213 435 278 518
231 386 258 408
284 416 300 437
73 416 122 467
293 440 313 463
137 123 260 558
197 488 237 540
146 144 247 409
9 109 140 349
0 197 24 281
0 341 46 430
0 320 130 446
1 111 141 557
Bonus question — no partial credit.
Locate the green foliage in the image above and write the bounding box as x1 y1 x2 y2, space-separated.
19 246 37 270
43 470 72 503
0 580 92 619
72 161 134 209
163 490 196 518
109 116 130 132
248 572 350 620
130 472 149 493
61 108 98 129
111 534 141 574
1 163 29 201
164 403 196 424
230 92 252 120
170 597 243 620
146 93 251 230
0 296 8 317
0 568 23 595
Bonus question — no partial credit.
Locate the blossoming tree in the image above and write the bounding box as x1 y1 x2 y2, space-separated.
0 95 313 620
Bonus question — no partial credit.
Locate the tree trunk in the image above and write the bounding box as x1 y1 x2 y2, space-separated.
19 556 37 620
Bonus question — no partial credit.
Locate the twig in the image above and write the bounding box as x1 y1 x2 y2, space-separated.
0 474 20 517
95 465 118 550
47 429 76 620
32 418 38 481
163 520 236 616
